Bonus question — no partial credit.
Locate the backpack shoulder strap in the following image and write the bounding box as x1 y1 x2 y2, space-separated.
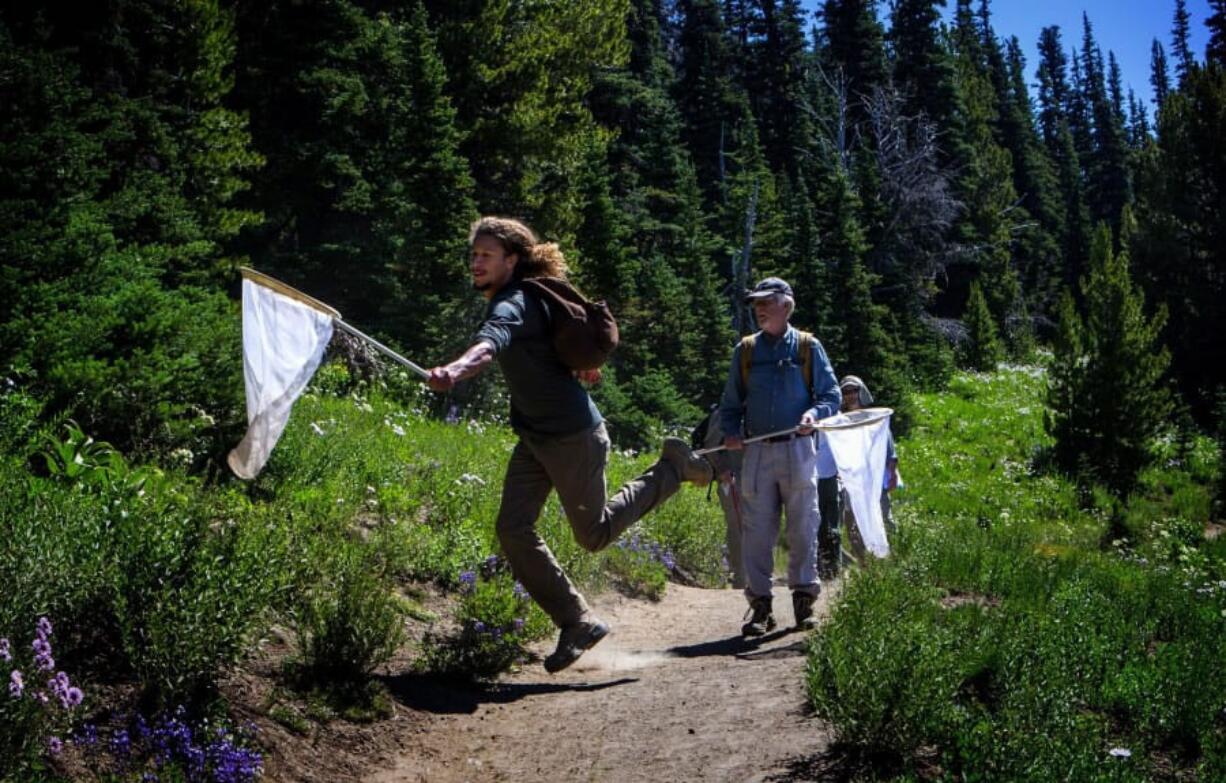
796 330 815 396
738 333 759 392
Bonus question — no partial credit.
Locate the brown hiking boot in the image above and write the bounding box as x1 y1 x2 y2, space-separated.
661 437 713 487
741 596 776 637
793 590 818 630
544 616 610 674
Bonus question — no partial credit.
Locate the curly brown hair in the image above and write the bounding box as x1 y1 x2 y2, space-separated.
469 216 569 280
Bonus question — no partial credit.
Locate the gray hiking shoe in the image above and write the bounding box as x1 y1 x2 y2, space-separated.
661 437 713 487
544 616 610 674
741 596 776 637
793 590 818 630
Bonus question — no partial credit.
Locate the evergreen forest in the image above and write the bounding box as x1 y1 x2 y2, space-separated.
4 2 1226 780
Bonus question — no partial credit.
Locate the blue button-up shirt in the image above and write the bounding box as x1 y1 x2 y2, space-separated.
718 326 841 441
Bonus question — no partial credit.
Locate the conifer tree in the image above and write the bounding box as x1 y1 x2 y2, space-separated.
583 0 735 441
0 2 261 453
951 6 1025 351
962 281 1003 371
1037 25 1091 291
818 0 889 121
1047 222 1172 495
1126 89 1151 147
1131 63 1226 424
1080 16 1131 232
233 1 476 353
1208 0 1226 66
421 0 629 234
1173 0 1195 82
889 0 970 171
1002 35 1064 313
1152 39 1172 111
674 0 749 207
819 166 911 427
739 0 814 181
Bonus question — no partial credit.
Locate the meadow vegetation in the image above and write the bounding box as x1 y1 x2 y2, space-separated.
0 363 728 781
807 365 1226 781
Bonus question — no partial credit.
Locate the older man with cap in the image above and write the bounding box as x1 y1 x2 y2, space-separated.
717 277 841 635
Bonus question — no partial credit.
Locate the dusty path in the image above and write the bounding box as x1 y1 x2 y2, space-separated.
370 579 835 783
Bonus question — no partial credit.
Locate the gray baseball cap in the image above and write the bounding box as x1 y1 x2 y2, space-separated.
744 277 793 302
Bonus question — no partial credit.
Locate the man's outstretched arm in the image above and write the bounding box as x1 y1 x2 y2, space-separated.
427 341 496 391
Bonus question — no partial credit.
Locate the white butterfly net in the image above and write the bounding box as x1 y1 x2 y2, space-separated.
822 410 893 557
227 278 334 479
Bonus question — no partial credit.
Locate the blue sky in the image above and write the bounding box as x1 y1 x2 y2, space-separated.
802 0 1214 110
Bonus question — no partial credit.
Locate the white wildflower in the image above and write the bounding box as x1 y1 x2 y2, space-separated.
310 422 326 436
1108 748 1131 758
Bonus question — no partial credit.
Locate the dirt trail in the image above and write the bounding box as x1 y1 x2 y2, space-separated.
370 580 835 783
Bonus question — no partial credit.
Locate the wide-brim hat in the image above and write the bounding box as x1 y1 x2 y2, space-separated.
839 374 873 405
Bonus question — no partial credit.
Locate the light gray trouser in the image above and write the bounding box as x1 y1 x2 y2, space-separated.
496 422 681 627
717 476 746 590
740 436 821 603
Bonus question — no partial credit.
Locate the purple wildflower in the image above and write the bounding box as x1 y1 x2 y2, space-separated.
47 735 63 754
35 652 54 672
36 616 52 639
65 686 84 708
512 582 529 600
9 669 23 698
111 728 131 756
473 620 485 633
0 638 10 662
32 637 50 656
458 570 477 591
73 723 99 748
512 618 525 632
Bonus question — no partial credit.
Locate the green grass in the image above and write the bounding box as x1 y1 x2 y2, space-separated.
806 366 1226 781
0 362 732 775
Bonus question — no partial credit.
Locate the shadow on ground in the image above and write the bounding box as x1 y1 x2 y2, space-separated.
666 628 808 659
379 672 638 715
765 743 912 783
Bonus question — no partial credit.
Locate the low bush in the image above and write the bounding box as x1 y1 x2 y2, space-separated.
806 366 1226 780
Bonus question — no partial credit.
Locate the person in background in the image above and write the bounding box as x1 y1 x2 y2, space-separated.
717 277 841 636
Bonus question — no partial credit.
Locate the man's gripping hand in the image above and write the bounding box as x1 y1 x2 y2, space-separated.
427 365 460 392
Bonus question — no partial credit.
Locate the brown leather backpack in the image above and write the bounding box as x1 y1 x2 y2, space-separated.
520 277 619 371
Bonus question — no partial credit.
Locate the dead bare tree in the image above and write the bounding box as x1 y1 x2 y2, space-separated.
732 177 760 335
863 85 962 293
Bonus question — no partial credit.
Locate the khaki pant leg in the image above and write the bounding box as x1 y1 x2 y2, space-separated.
781 437 820 597
718 478 746 589
536 423 680 553
495 439 589 628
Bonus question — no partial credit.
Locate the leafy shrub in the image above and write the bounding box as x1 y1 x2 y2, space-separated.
809 366 1226 779
605 532 673 600
417 560 550 680
294 543 406 684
